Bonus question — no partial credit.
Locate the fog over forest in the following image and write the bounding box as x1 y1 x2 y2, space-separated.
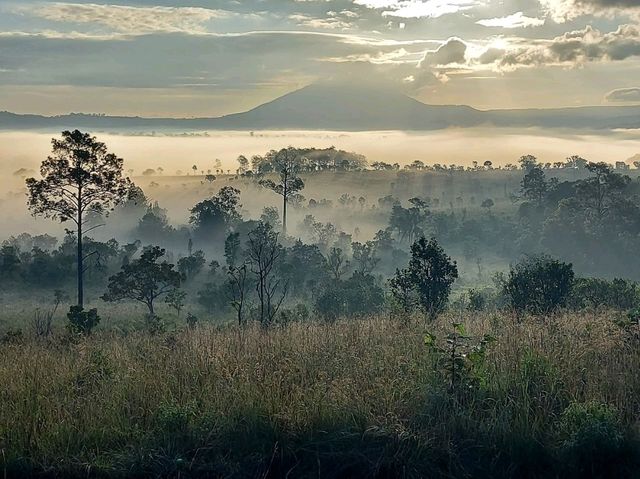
2 128 640 235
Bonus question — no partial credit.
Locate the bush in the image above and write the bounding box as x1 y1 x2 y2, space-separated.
278 303 310 324
569 277 640 311
197 282 229 313
66 306 100 335
558 401 631 477
1 329 24 345
315 272 385 320
145 313 166 335
467 288 492 311
503 255 574 314
185 312 198 329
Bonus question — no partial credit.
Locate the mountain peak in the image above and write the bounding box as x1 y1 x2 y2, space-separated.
221 82 480 130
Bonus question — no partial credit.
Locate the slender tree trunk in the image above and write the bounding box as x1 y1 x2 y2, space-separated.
282 173 288 236
282 195 287 235
77 200 84 309
259 273 265 325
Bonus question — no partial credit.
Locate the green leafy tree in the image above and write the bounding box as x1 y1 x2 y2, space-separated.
0 245 21 281
521 167 549 206
389 267 417 315
389 200 428 244
177 250 206 281
165 289 187 318
518 154 538 171
189 186 241 241
315 272 385 320
403 237 458 320
103 246 182 317
26 130 132 308
67 305 101 335
565 155 588 170
576 162 630 222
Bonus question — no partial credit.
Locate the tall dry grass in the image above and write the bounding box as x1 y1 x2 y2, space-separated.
1 311 639 478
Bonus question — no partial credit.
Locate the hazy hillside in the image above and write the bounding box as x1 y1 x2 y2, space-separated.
2 83 640 131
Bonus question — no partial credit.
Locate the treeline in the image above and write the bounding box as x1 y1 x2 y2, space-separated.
381 156 640 280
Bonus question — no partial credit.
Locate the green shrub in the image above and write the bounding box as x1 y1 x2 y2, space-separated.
558 401 632 477
185 312 198 329
503 255 574 314
569 277 640 311
66 306 100 335
1 328 23 345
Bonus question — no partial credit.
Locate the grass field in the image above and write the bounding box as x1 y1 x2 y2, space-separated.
2 310 639 478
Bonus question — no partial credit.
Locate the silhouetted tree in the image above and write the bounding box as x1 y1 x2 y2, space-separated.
102 246 182 317
518 154 538 171
247 222 285 326
521 167 548 206
259 147 305 235
224 232 241 268
25 130 132 308
389 267 416 315
227 264 249 325
325 247 349 281
177 250 206 281
352 241 379 274
236 155 249 173
189 186 241 241
315 272 384 320
481 198 495 210
404 237 458 320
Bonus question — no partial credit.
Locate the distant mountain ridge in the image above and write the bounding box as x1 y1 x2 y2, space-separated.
2 83 640 131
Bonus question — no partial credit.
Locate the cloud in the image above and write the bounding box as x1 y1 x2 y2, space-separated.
605 87 640 101
289 14 354 29
419 37 467 66
15 2 229 34
497 24 640 69
402 37 467 88
476 12 545 28
354 0 479 19
477 47 506 63
539 0 640 23
321 47 415 63
0 29 429 90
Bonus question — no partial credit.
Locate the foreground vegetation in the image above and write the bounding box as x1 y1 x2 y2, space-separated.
2 311 640 478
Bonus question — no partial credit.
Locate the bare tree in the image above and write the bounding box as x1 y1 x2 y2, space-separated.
325 247 349 281
247 222 286 326
227 263 249 325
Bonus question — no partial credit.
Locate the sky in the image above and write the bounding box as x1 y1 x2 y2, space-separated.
0 0 639 116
